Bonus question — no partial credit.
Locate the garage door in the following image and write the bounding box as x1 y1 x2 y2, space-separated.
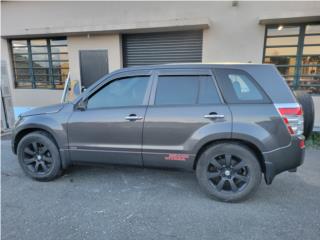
123 30 203 67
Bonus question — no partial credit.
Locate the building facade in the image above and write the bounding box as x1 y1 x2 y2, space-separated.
1 1 320 127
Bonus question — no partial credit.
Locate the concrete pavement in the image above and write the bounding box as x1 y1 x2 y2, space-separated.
1 139 320 240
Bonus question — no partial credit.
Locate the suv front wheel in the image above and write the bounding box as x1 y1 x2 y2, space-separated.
17 131 62 181
196 142 261 202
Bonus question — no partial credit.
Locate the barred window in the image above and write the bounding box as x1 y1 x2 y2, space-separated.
11 37 69 89
263 24 320 94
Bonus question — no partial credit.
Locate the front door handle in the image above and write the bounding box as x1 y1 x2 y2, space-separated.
125 114 143 121
204 113 225 119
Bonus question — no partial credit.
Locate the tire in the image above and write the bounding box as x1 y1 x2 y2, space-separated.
17 131 62 181
294 91 315 140
196 143 262 202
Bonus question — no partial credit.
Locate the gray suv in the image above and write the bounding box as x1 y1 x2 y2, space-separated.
12 64 305 202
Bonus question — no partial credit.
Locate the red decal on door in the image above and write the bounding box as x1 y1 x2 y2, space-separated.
165 154 189 161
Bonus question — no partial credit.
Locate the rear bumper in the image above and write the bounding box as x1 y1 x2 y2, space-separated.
263 136 305 184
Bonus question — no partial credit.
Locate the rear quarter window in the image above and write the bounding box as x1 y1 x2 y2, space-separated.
213 68 271 104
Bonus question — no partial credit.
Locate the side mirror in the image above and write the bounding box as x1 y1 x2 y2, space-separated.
76 98 87 111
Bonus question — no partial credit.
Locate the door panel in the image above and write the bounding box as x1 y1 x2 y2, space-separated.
67 74 151 166
142 71 232 169
142 105 232 169
68 107 146 165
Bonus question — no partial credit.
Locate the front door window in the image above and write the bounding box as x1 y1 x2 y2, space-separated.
87 76 150 109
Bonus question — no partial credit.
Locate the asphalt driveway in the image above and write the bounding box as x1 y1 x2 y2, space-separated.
1 139 320 240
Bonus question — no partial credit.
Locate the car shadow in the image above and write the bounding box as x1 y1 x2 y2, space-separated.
59 163 319 204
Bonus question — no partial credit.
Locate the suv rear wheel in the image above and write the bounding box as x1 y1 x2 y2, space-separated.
17 131 62 181
196 142 261 202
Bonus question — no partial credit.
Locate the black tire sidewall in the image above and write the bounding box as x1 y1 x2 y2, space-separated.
294 91 315 139
17 132 61 181
196 143 262 202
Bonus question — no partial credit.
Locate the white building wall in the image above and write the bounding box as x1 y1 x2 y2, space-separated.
1 1 320 107
67 34 122 84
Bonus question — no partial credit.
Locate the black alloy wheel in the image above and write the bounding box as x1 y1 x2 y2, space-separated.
22 141 53 174
207 154 250 193
196 143 261 202
17 131 62 181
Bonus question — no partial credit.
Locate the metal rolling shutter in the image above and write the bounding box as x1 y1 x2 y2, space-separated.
123 30 203 67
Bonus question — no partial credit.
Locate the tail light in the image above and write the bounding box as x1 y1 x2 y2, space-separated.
275 104 304 136
299 139 305 148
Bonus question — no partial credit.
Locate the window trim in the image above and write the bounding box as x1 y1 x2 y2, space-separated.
213 68 272 104
84 75 153 110
262 22 320 93
9 37 69 90
149 69 224 106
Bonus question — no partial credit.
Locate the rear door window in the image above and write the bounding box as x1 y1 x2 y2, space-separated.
155 75 221 105
198 76 221 104
213 68 270 103
155 76 198 105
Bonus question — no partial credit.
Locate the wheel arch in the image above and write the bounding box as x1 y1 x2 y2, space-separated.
193 138 266 173
14 126 70 170
13 127 59 154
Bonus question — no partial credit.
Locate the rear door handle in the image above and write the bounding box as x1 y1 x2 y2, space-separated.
125 114 143 121
204 113 225 119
